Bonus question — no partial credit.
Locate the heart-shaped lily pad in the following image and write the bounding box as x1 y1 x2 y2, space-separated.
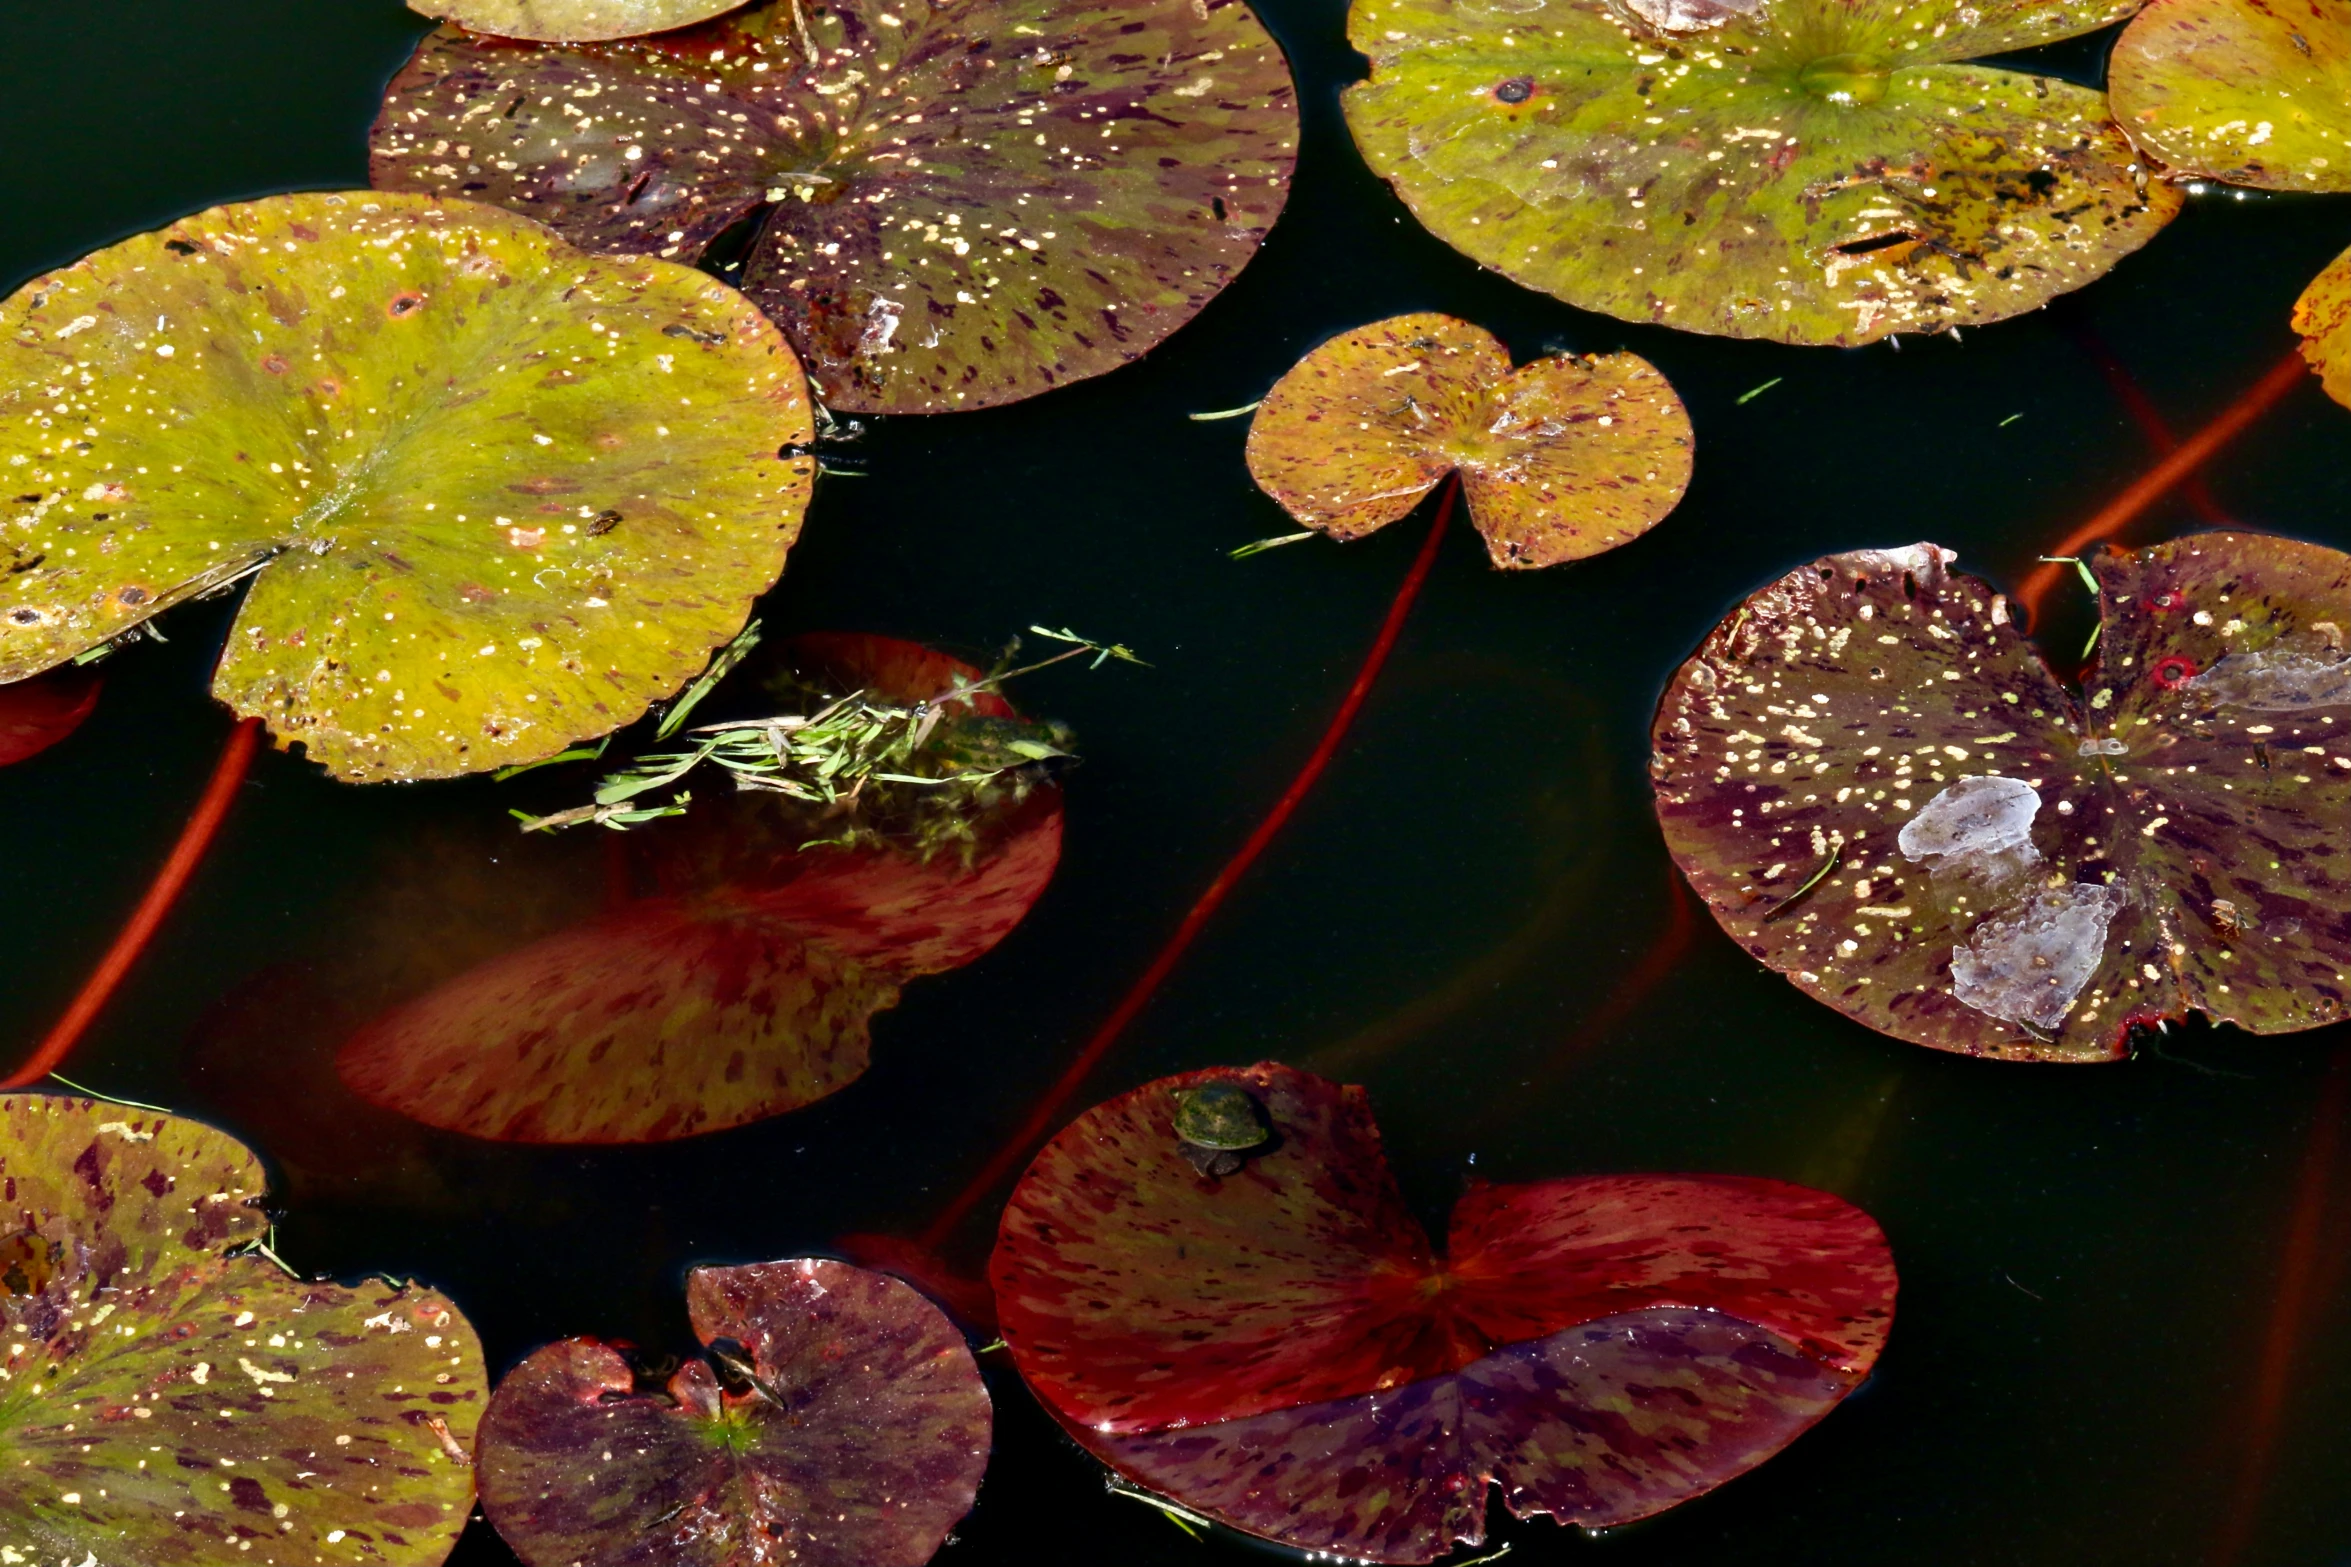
410 0 747 44
2109 0 2351 190
990 1062 1895 1561
370 0 1298 413
0 1094 486 1565
337 633 1063 1141
1244 313 1693 569
2295 243 2351 410
0 190 814 782
477 1258 989 1567
1342 0 2181 346
1652 533 2351 1063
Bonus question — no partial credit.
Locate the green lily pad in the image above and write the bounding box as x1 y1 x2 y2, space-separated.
1651 533 2351 1063
2109 0 2351 190
0 190 815 782
410 0 747 45
477 1259 989 1567
368 0 1298 412
0 1094 486 1564
1342 0 2181 346
2294 243 2351 410
1244 313 1692 569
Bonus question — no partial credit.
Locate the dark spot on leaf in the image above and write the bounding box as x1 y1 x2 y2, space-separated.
1494 76 1534 103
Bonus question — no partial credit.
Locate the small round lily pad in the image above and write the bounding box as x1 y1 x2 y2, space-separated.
2110 0 2351 190
0 1094 486 1565
1244 314 1693 569
369 0 1298 413
1652 533 2351 1062
992 1063 1895 1561
477 1258 990 1567
2294 243 2351 410
410 0 747 44
0 190 814 782
1342 0 2181 346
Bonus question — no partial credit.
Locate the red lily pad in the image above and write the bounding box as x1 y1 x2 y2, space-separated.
0 666 98 767
990 1063 1894 1561
1651 533 2351 1063
369 0 1298 413
0 1094 487 1565
336 633 1062 1141
477 1258 990 1567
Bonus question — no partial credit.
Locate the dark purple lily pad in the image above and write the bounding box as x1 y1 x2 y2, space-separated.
477 1258 990 1567
1651 533 2351 1062
370 0 1298 413
0 1094 487 1565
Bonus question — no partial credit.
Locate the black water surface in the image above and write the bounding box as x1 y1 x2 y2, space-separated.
6 3 2351 1564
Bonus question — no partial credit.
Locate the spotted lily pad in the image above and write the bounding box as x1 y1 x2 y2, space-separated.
336 633 1063 1141
1244 313 1693 569
1342 0 2180 346
1652 533 2351 1063
410 0 747 44
0 1094 486 1565
990 1063 1895 1561
477 1258 989 1567
0 191 814 782
2109 0 2351 190
2294 243 2351 410
370 0 1296 414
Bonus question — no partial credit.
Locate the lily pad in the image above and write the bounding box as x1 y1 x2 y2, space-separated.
368 0 1298 412
0 666 98 767
990 1062 1894 1561
1244 313 1693 569
0 190 815 782
2294 243 2351 410
0 1094 486 1565
410 0 748 45
1651 533 2351 1063
477 1258 989 1567
2109 0 2351 190
336 633 1063 1141
1342 0 2181 346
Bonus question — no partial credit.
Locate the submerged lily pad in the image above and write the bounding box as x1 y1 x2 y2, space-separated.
410 0 747 44
0 1094 485 1565
477 1258 989 1567
0 667 98 767
991 1063 1894 1561
0 191 814 782
2109 0 2351 190
2294 244 2351 410
1244 313 1693 569
1652 534 2351 1063
1342 0 2180 346
371 0 1297 413
336 633 1063 1141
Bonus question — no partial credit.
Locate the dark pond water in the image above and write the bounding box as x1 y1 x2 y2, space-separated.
8 3 2351 1564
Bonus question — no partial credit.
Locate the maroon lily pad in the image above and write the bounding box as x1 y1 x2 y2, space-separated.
369 0 1298 413
0 666 98 767
1651 533 2351 1063
337 633 1062 1142
989 1063 1895 1561
477 1258 990 1567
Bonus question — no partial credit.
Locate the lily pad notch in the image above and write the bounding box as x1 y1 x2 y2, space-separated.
0 190 815 782
1652 533 2351 1062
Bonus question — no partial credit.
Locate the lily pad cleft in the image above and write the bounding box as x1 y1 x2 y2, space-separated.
1342 0 2182 345
1652 533 2351 1061
371 0 1299 413
0 191 815 782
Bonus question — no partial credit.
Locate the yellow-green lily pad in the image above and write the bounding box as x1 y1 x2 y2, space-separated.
410 0 746 44
1244 313 1692 569
2294 242 2351 409
0 1094 486 1565
1343 0 2182 346
0 191 815 782
2110 0 2351 190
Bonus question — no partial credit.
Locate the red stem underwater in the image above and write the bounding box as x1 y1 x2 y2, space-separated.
917 478 1461 1250
3 717 261 1090
2063 324 2230 528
